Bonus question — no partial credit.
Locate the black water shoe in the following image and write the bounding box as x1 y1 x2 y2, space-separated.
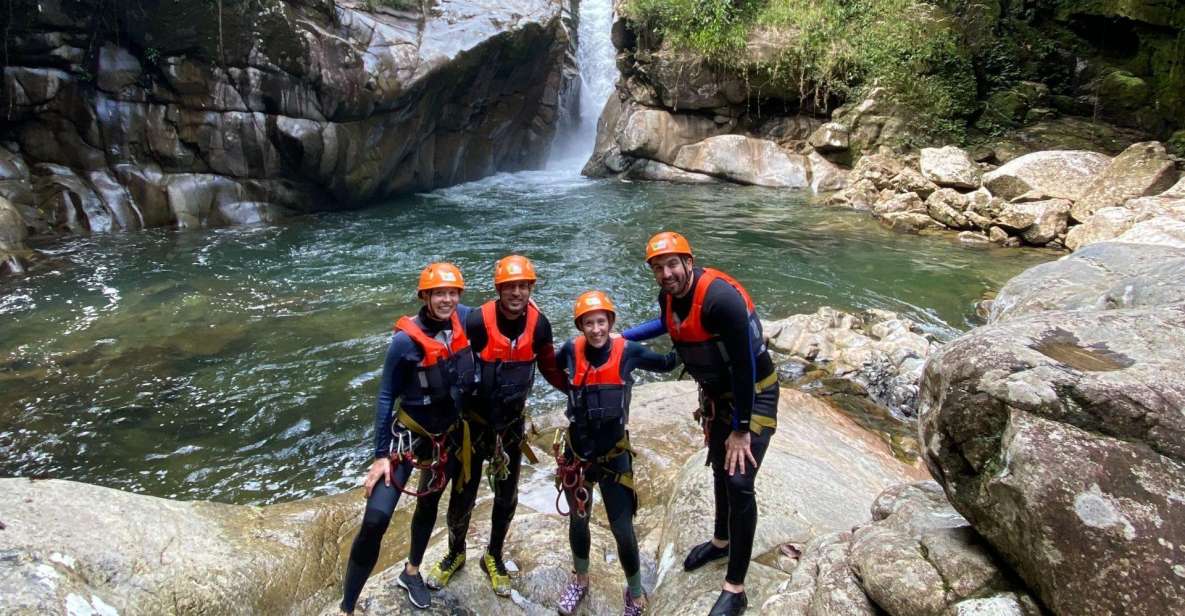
397 567 431 609
682 540 729 571
707 590 747 616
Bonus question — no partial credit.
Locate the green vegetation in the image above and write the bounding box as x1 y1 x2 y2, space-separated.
622 0 977 142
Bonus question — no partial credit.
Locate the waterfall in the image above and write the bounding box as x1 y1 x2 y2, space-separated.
550 0 620 168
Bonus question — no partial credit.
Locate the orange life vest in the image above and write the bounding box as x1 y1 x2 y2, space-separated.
663 268 767 396
394 312 474 433
566 335 630 459
472 301 540 427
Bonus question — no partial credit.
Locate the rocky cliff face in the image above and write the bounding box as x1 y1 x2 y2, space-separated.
0 0 576 242
584 0 1184 187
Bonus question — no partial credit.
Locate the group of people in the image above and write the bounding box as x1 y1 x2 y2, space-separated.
338 232 780 616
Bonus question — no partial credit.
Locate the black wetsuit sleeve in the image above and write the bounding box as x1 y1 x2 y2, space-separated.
622 341 680 377
373 332 417 459
465 304 487 354
702 279 757 430
533 312 569 392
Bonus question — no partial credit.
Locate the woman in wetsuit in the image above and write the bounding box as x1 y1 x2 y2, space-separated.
339 262 475 614
553 290 679 616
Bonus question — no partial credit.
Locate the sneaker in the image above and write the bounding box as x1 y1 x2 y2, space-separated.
425 551 466 590
557 578 589 615
707 589 747 616
682 540 729 571
396 567 431 609
623 586 647 616
480 552 513 597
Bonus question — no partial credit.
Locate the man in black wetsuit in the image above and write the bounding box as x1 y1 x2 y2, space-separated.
624 232 779 616
424 254 568 597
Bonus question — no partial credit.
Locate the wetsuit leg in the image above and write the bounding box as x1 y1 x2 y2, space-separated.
708 423 731 545
487 424 524 558
707 416 775 585
407 451 464 567
340 459 413 613
445 436 488 556
566 482 596 574
598 459 641 596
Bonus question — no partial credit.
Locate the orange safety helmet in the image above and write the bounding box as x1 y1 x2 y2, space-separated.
573 290 617 326
645 231 693 262
417 262 465 293
493 255 537 286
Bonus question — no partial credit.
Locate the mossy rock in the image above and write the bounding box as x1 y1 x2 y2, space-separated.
1168 130 1185 158
1097 70 1150 112
975 88 1029 133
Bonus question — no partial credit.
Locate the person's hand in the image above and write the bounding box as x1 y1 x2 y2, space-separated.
363 457 393 497
724 430 757 476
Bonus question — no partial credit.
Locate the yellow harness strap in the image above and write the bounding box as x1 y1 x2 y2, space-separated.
395 409 472 491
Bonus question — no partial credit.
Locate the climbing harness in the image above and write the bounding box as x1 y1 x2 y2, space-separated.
552 427 591 519
388 423 450 497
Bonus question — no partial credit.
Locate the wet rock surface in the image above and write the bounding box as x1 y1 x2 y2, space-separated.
0 0 576 246
764 307 936 418
761 482 1040 616
920 226 1185 614
1 382 928 615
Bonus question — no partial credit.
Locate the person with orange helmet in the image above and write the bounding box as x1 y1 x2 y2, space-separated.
339 262 476 614
553 290 679 616
424 254 569 598
625 232 779 616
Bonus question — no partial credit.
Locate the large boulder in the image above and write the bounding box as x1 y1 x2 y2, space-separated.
1065 195 1185 250
992 199 1071 245
622 159 719 184
919 303 1185 616
1113 216 1185 248
617 107 719 166
673 135 808 188
0 479 362 614
1071 141 1181 222
925 188 971 229
920 232 1185 615
981 150 1111 201
989 241 1185 322
919 146 981 189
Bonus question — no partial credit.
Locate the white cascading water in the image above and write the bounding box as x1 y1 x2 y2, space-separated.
549 0 620 169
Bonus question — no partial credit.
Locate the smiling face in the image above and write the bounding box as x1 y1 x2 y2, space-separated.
422 287 461 321
496 281 533 317
648 253 695 297
578 310 614 348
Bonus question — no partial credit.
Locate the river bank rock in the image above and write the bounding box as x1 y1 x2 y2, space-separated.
919 146 981 189
763 307 936 418
981 150 1111 202
761 482 1041 616
0 0 577 242
673 135 809 188
1070 141 1181 222
0 478 361 614
919 227 1185 614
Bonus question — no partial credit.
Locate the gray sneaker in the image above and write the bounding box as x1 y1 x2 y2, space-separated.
397 567 431 609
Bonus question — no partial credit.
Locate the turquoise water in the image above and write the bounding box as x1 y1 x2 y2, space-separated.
0 169 1053 504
